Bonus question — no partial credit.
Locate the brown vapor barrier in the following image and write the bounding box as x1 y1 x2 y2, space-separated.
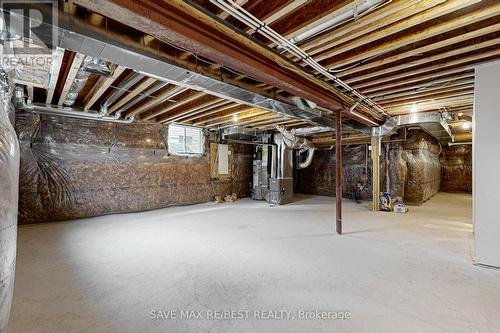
297 145 372 199
297 130 444 205
15 112 253 224
441 144 472 193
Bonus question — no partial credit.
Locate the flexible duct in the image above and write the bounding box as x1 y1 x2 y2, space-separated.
276 125 316 169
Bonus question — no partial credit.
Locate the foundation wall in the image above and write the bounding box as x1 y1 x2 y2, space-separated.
297 130 441 205
15 112 253 224
440 145 472 193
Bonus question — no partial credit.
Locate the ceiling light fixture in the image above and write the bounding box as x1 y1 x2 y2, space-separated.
410 103 418 113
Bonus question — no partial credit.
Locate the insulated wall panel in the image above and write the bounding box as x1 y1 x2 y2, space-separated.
441 145 472 193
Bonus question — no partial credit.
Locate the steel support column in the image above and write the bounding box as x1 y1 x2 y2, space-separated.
371 136 381 212
335 110 342 235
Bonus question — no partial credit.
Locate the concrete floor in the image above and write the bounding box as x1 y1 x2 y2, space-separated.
8 192 500 333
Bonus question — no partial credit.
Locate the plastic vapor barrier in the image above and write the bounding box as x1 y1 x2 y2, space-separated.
0 69 18 333
16 112 253 224
441 145 472 193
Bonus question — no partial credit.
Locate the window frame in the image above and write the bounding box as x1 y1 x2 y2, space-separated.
167 123 204 156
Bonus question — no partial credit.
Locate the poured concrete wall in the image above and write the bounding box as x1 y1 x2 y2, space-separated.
15 112 253 224
474 61 500 268
441 145 472 193
0 99 19 333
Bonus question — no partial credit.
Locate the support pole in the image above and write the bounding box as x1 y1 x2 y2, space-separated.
371 136 381 212
335 110 342 235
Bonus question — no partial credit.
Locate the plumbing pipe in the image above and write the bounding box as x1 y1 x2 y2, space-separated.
30 104 135 124
100 72 144 114
289 0 386 45
209 0 387 120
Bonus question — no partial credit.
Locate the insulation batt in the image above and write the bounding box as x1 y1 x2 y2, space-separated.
15 112 253 224
297 130 443 205
440 144 472 193
0 74 18 333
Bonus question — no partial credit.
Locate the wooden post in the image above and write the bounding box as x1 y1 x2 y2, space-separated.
371 136 381 212
335 110 342 235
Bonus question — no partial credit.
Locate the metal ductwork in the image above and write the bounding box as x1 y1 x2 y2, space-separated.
276 125 316 169
2 6 341 128
64 57 114 107
84 58 113 77
291 126 332 136
373 112 454 143
222 126 265 141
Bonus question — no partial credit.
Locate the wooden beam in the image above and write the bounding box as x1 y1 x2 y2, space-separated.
254 118 303 128
46 47 65 104
125 85 186 118
309 0 445 61
74 0 349 115
302 0 437 54
322 0 484 68
199 107 264 127
261 0 307 26
371 136 380 212
108 77 156 114
158 96 224 123
348 48 500 87
144 91 206 120
369 74 474 97
217 0 247 19
83 64 126 110
214 113 279 128
339 22 500 77
346 37 500 84
179 100 234 123
57 53 86 106
378 86 474 105
363 70 474 94
278 0 354 40
385 94 474 109
381 91 474 109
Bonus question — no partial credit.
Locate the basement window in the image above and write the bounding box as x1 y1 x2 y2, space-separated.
167 124 203 155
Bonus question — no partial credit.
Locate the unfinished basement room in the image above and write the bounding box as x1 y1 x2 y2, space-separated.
1 0 500 332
